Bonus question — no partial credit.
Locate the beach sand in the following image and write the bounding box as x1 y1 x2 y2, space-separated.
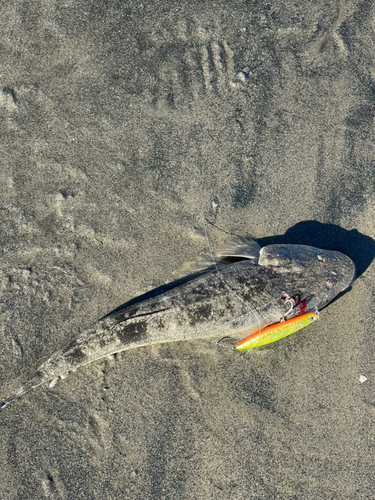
0 1 374 498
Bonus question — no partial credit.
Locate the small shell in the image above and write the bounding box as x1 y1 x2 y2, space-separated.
49 378 59 388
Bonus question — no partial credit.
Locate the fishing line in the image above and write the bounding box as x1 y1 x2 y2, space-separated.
201 214 262 336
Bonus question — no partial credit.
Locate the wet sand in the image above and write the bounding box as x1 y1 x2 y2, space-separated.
0 1 374 498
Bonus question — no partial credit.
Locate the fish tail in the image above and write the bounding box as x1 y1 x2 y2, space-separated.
0 371 45 412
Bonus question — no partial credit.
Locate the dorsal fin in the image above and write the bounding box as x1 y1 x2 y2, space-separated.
216 236 261 262
169 236 260 282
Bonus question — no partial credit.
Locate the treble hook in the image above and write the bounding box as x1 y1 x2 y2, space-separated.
280 293 296 322
281 298 295 321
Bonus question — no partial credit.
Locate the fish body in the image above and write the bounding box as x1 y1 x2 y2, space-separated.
236 311 319 350
0 239 355 410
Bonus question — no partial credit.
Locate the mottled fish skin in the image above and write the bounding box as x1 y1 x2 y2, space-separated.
0 240 355 411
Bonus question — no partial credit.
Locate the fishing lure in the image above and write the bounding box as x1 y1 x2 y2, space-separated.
235 311 319 350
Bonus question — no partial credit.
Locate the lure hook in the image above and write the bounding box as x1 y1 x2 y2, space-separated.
216 336 235 349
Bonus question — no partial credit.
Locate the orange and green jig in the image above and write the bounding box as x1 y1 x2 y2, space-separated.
235 311 319 350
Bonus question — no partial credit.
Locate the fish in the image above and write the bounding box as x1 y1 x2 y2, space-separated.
0 237 355 411
235 311 320 350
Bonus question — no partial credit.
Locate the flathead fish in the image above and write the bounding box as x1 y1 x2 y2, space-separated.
0 237 355 411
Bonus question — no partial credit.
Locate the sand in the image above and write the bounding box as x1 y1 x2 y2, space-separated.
0 1 374 498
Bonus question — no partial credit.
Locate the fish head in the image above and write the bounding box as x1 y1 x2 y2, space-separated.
258 244 356 312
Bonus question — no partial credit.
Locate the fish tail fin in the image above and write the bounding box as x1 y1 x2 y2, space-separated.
0 371 45 411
